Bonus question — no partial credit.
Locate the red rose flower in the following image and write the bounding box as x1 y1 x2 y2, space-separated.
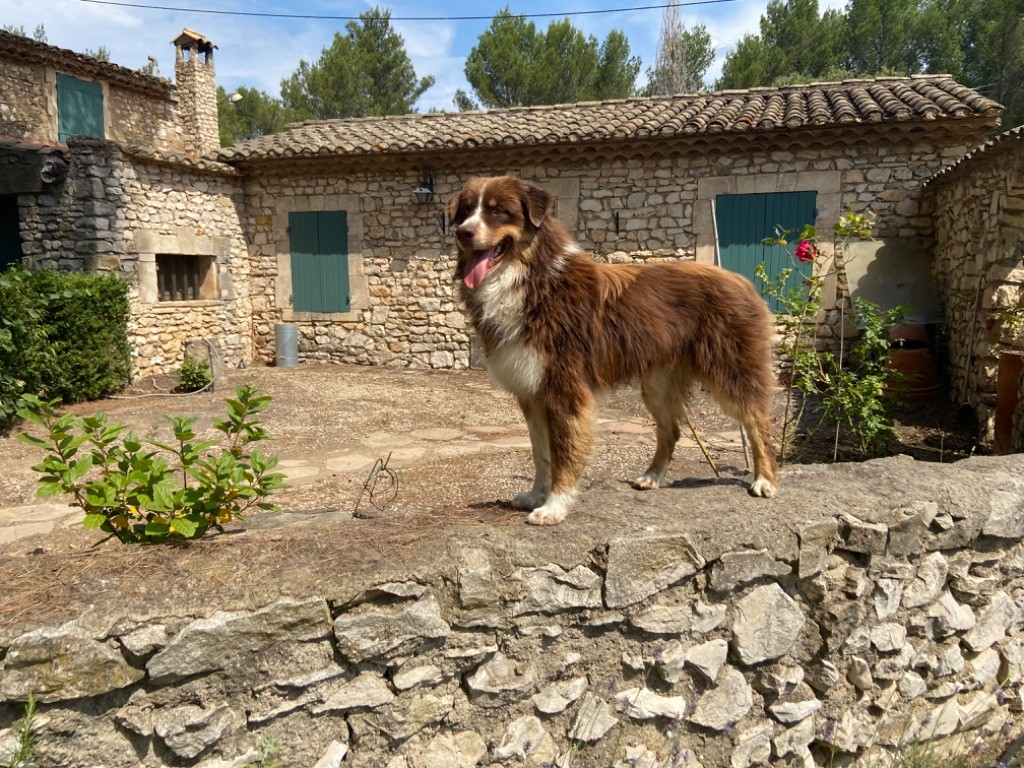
795 240 817 263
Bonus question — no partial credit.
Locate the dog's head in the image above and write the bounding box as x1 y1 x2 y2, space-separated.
447 176 553 291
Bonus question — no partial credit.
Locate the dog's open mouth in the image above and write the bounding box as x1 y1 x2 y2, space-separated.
463 238 511 290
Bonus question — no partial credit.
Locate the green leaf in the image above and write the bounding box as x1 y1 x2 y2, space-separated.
169 516 200 538
149 482 177 512
144 521 170 538
68 454 94 481
16 433 51 449
37 480 66 499
83 513 107 530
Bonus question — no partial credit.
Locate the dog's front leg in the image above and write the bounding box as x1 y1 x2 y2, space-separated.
512 396 551 510
527 391 594 526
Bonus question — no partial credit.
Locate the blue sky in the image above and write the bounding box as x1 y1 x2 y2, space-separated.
0 0 844 112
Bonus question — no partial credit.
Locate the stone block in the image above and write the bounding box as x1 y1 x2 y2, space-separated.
731 584 806 665
605 534 705 608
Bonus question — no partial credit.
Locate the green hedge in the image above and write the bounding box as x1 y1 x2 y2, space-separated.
1 267 131 424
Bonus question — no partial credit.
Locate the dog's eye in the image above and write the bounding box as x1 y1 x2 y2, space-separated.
493 208 512 222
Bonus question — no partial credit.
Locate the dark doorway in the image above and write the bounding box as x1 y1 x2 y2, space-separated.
0 196 22 270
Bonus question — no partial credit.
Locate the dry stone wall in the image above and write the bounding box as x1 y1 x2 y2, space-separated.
0 60 48 141
245 132 972 369
19 137 252 378
106 83 183 154
1 454 1022 768
928 133 1024 442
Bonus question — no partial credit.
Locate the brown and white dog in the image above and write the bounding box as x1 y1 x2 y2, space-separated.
448 176 778 525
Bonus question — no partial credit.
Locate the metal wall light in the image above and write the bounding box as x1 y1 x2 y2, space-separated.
414 169 435 205
414 169 447 235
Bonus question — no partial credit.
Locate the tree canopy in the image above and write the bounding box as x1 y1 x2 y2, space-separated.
456 8 640 109
217 86 304 146
715 0 1024 128
280 7 434 119
718 0 847 88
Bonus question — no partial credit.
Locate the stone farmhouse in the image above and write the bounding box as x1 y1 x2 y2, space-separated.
1 28 1021 439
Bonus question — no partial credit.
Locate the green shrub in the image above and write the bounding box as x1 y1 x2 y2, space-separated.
175 354 213 393
0 268 130 425
0 269 53 425
29 269 131 403
758 210 906 459
1 693 39 768
16 385 285 544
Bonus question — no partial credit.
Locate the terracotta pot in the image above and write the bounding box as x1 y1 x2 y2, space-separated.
885 327 942 402
994 349 1024 455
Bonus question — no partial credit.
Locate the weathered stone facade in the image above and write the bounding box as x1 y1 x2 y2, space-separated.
242 129 981 370
0 60 48 140
0 29 185 152
927 128 1024 440
0 454 1021 767
18 137 251 375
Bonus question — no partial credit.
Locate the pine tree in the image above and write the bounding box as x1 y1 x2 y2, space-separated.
280 7 434 119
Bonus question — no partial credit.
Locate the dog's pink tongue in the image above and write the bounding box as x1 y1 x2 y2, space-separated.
463 249 494 290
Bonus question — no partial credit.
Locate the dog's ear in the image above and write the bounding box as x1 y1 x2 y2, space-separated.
445 194 461 227
518 180 553 229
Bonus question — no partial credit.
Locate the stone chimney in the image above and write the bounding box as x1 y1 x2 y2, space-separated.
172 29 219 157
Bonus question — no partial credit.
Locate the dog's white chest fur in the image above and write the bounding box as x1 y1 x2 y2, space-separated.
486 342 545 399
473 262 546 399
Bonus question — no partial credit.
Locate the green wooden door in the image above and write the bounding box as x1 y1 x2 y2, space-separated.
57 74 104 141
715 191 817 312
289 211 349 312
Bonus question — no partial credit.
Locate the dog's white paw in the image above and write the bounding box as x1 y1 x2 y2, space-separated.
749 478 777 498
525 492 572 526
634 473 662 490
512 489 546 510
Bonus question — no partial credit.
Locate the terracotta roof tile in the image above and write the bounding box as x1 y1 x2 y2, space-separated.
218 75 1001 164
0 29 172 97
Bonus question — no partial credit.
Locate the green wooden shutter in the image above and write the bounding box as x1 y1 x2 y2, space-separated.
715 191 817 313
289 211 349 312
57 74 104 141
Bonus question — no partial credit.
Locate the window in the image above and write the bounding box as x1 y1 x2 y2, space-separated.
57 74 104 142
156 254 214 301
715 191 817 312
289 211 349 313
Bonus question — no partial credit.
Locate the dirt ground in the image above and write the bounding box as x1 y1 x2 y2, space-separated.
0 363 980 632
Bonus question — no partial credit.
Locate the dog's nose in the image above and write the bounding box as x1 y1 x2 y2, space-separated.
456 222 475 244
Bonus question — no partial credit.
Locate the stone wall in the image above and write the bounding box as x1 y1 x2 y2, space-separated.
0 454 1022 768
0 61 48 141
928 131 1024 441
244 130 974 369
106 84 183 154
19 137 252 378
0 55 181 151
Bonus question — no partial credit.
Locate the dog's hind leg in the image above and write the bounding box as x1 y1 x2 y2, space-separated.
512 395 551 510
635 366 688 489
527 389 594 526
708 382 779 498
741 407 778 497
